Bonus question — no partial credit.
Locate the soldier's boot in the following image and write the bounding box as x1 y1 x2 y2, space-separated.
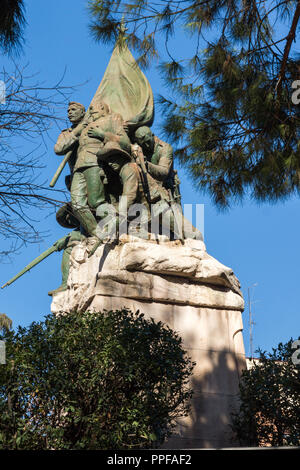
48 246 72 296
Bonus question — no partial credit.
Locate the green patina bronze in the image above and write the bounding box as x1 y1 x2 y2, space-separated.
1 234 70 289
2 34 203 293
90 41 154 133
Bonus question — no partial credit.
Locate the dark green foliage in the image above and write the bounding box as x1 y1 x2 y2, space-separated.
0 309 193 449
88 1 300 206
0 0 26 53
232 338 300 447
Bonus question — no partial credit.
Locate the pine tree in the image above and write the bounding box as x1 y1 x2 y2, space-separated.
0 0 26 53
88 0 300 207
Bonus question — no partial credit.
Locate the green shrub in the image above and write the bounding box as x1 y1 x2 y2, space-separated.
0 309 193 449
232 338 300 447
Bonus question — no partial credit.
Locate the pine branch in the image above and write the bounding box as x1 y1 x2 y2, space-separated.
276 0 300 95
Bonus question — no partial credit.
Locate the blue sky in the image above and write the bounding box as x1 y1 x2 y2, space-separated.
0 0 299 356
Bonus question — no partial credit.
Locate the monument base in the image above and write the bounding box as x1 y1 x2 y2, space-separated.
51 235 246 448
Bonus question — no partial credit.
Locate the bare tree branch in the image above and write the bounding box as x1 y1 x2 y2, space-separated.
0 64 76 258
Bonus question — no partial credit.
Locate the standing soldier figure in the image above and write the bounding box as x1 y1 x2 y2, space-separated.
54 101 86 190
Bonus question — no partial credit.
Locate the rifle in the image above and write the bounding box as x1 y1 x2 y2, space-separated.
1 235 69 289
132 144 152 203
49 150 73 188
166 187 184 242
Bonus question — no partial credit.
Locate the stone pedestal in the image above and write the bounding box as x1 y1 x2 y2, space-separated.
51 235 246 448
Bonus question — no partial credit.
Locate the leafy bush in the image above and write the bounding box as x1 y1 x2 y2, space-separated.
232 338 300 447
0 309 193 449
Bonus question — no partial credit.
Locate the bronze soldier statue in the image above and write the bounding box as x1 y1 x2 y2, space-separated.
54 101 86 190
134 126 173 184
1 39 203 293
132 126 203 241
70 101 132 241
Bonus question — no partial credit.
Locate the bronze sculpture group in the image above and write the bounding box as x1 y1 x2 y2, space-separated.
1 41 202 294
